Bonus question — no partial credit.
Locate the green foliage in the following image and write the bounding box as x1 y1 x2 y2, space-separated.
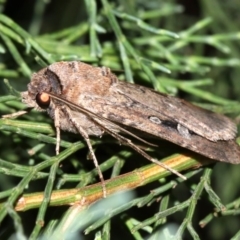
0 0 240 239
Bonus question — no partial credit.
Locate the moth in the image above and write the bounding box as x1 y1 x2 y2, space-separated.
21 61 240 196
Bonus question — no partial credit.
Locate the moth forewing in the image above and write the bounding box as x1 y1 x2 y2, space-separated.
115 81 237 142
101 96 240 164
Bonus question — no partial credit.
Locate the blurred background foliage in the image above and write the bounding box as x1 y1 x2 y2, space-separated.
0 0 240 239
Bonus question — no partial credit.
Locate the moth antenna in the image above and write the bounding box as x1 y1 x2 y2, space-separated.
94 119 187 180
63 106 107 198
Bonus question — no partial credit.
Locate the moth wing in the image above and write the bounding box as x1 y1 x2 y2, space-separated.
47 89 240 164
98 82 240 164
114 82 237 141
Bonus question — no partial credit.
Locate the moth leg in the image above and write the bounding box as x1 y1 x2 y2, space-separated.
54 106 61 155
2 110 28 119
62 107 107 198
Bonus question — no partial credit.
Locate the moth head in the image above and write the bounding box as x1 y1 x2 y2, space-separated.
21 67 62 111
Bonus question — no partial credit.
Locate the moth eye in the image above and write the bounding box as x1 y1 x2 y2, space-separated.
36 92 51 108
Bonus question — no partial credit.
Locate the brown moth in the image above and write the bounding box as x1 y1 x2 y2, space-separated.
21 61 240 196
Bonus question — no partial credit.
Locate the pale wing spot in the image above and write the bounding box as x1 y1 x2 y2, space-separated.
177 123 191 139
149 116 162 125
